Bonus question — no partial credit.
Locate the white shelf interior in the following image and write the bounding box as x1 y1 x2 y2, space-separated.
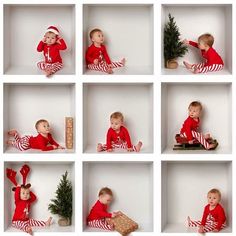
3 83 75 153
3 4 75 75
83 162 153 232
83 4 153 75
83 83 153 153
4 162 75 232
161 4 232 75
161 161 232 233
161 82 232 154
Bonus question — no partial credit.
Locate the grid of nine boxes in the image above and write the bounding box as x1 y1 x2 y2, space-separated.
0 0 235 235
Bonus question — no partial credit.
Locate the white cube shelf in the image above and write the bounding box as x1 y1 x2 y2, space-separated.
161 4 232 75
3 4 75 75
4 161 75 232
83 161 153 232
161 82 232 154
3 83 75 153
83 4 153 75
161 161 232 233
83 83 153 153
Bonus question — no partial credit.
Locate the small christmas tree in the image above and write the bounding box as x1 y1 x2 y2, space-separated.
48 171 72 226
164 14 188 68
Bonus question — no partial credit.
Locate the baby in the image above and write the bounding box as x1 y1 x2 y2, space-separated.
187 189 226 233
37 26 67 77
97 112 142 152
183 33 224 73
12 184 52 235
180 101 217 150
87 187 122 231
7 119 64 151
86 28 125 74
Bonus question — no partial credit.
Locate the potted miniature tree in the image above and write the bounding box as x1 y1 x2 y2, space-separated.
164 14 188 69
48 171 72 226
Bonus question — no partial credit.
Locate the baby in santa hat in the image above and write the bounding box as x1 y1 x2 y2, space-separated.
37 26 67 77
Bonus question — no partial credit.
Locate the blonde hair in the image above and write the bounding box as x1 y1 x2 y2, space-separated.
89 28 102 39
35 119 49 130
98 187 113 197
110 112 124 122
188 101 202 111
208 188 221 200
198 33 214 47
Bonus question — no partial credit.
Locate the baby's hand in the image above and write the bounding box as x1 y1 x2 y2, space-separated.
52 145 58 150
94 59 99 65
188 140 194 144
212 229 219 232
107 149 113 152
183 39 189 45
112 212 120 218
108 64 113 68
198 225 204 233
127 148 133 152
56 36 62 44
58 145 65 149
42 35 47 43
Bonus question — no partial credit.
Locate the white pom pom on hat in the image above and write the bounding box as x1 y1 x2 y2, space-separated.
46 26 59 35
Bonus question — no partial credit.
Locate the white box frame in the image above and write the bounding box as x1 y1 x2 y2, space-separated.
3 4 76 75
161 4 232 75
3 83 76 153
83 4 154 75
161 161 232 233
83 161 153 233
4 161 75 233
83 83 153 153
161 82 232 154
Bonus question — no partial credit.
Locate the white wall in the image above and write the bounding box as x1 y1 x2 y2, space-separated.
4 162 75 232
83 83 153 153
83 4 153 74
161 161 232 233
3 84 75 152
161 4 232 74
161 83 232 153
4 5 75 74
83 162 153 232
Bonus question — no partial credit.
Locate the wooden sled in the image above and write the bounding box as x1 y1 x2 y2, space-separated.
173 134 218 150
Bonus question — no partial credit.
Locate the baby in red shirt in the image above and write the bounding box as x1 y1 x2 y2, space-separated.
187 188 226 233
87 187 122 231
12 184 52 235
37 26 67 77
183 33 224 74
86 28 125 74
97 111 142 152
6 119 64 151
180 101 217 150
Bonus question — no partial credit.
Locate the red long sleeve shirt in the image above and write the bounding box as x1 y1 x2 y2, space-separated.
87 200 112 222
106 126 132 150
29 133 59 151
180 116 200 141
189 41 224 66
201 204 226 231
12 186 36 222
37 39 67 64
86 44 111 65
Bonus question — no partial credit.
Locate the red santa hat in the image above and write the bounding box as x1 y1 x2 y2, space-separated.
46 26 59 35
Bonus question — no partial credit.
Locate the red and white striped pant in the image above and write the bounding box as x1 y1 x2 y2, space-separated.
192 63 223 73
88 219 113 231
37 61 63 74
181 131 211 149
10 132 31 151
188 216 226 232
12 219 46 232
101 141 136 151
87 60 124 73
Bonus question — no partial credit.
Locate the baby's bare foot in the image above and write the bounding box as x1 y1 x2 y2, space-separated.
6 140 13 145
26 226 33 235
121 58 126 65
44 68 52 77
204 134 211 140
207 143 217 150
107 68 114 74
45 216 53 226
183 61 192 70
97 143 103 152
135 141 143 152
194 68 200 74
8 130 17 136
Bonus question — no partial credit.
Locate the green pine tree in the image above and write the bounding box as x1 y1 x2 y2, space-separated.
164 14 188 65
48 171 72 224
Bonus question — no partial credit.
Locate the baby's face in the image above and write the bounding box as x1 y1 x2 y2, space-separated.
110 118 123 132
91 31 104 45
99 194 113 205
45 32 57 45
37 121 50 135
207 192 220 207
188 106 201 119
20 188 30 200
